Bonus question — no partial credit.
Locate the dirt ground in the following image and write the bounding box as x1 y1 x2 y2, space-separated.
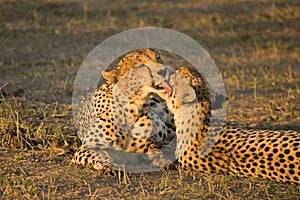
1 0 300 199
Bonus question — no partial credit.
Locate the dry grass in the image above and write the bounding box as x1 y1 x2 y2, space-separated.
0 0 299 199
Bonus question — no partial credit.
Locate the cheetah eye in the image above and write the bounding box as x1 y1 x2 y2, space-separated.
155 53 161 61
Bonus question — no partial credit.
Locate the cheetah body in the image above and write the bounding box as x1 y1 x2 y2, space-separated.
72 49 175 173
157 66 300 184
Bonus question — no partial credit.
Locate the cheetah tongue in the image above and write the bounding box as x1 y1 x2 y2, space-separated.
160 81 172 98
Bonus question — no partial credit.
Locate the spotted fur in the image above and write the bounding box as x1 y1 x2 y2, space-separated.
71 49 175 174
156 66 300 184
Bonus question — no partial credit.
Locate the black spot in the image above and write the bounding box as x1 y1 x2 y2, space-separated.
279 168 285 174
267 157 273 161
279 159 285 163
264 147 270 152
267 153 273 158
96 143 103 147
244 154 250 158
259 165 265 169
257 138 264 142
271 139 277 143
152 98 160 103
288 156 294 161
260 143 265 148
282 143 288 148
257 174 263 178
279 175 284 180
273 148 278 153
289 169 295 175
289 164 295 168
135 132 140 136
278 153 284 158
208 163 216 171
284 149 290 154
149 102 156 107
221 139 228 144
282 137 289 141
158 131 163 137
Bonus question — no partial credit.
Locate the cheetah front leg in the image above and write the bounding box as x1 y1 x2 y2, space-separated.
71 146 118 176
147 143 174 170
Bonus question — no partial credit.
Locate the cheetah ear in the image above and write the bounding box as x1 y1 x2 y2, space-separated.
102 69 119 83
180 85 196 103
172 71 196 103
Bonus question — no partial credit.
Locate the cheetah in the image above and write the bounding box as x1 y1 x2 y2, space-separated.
72 49 176 174
155 66 300 184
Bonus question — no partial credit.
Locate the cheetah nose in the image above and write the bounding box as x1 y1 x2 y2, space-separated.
160 81 172 98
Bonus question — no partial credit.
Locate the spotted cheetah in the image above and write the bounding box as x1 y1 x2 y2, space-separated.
72 49 176 174
156 66 300 184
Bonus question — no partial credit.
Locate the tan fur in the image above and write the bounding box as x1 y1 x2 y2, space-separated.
158 66 300 184
71 49 175 173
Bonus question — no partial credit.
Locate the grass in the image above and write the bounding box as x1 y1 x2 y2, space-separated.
1 0 300 199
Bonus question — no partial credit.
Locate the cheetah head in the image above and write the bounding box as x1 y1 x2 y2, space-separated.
114 62 174 98
102 48 163 84
159 66 197 105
